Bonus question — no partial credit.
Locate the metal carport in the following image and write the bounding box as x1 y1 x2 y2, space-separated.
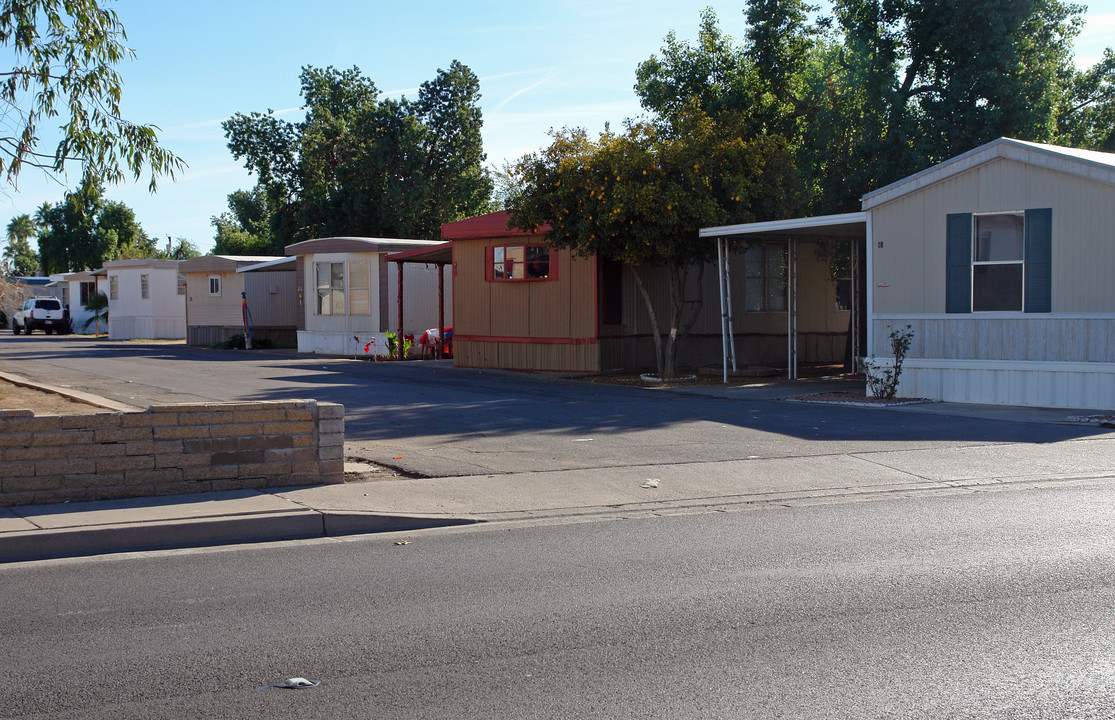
699 212 868 382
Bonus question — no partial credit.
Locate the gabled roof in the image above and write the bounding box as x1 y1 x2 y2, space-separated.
284 237 438 256
179 255 283 274
862 137 1115 210
102 258 183 270
237 256 296 273
440 210 550 240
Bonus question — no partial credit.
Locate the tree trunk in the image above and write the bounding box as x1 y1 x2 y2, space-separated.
629 266 663 378
663 260 681 380
662 261 706 380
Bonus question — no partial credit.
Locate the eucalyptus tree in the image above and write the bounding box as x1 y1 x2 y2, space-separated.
0 0 182 190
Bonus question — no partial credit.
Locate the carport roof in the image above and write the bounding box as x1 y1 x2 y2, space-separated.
699 211 866 241
386 241 452 265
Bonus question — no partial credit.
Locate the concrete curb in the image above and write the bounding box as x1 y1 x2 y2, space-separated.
321 511 482 536
0 510 322 562
0 508 484 563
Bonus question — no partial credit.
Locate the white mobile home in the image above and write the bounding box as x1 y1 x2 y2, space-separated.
103 259 186 340
49 271 101 332
284 237 449 355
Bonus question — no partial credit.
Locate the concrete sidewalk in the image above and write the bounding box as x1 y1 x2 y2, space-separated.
3 429 1113 562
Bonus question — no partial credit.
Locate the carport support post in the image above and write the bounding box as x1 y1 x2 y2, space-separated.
722 238 731 383
437 263 445 359
786 238 798 380
396 261 404 361
716 238 737 384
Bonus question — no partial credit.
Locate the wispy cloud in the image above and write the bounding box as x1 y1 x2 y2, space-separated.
490 69 564 116
380 86 420 99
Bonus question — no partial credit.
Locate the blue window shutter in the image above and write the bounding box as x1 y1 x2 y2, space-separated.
945 213 972 313
1024 208 1052 313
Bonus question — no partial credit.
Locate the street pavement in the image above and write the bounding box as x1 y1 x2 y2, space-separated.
1 337 1113 562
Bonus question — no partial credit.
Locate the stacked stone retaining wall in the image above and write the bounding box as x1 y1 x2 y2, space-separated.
0 399 344 506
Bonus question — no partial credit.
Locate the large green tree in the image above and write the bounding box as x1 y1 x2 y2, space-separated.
635 1 1114 215
36 185 151 273
0 0 182 190
3 214 40 275
831 0 1090 193
509 109 802 379
222 62 492 248
211 187 279 255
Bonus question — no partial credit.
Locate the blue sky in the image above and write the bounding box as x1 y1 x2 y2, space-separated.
3 0 1115 255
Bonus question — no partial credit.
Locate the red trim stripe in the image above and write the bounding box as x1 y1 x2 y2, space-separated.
455 334 598 346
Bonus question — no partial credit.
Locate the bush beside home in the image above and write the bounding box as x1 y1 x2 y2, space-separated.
0 399 344 506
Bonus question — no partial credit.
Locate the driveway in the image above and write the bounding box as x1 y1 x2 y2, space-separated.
0 335 1109 482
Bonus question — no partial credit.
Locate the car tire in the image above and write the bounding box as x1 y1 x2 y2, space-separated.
24 325 31 335
12 323 20 335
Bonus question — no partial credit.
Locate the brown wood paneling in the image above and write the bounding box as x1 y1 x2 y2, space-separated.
378 254 389 331
528 250 572 337
453 239 491 336
567 254 597 338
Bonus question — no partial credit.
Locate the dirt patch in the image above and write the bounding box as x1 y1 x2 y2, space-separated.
576 364 854 389
787 391 931 407
0 378 107 415
1065 413 1115 426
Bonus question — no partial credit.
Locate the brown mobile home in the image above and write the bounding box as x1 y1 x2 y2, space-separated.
448 212 600 371
449 211 851 374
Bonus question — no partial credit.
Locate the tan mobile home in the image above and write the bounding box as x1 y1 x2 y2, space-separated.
863 138 1114 409
180 255 296 346
705 137 1115 409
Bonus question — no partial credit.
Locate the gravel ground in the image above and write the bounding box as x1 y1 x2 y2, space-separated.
0 378 106 415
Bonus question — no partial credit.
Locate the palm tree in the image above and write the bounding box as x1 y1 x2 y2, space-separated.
6 214 36 244
4 214 40 276
82 291 108 336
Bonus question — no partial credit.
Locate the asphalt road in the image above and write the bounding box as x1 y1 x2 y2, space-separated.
0 336 1106 482
3 479 1114 719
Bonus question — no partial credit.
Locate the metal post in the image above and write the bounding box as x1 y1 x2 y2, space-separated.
396 261 404 361
786 239 792 380
718 239 728 384
851 236 859 371
724 246 736 374
786 239 798 380
437 263 445 359
792 239 798 380
241 291 252 350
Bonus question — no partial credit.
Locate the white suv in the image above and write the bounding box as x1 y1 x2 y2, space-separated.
12 297 71 335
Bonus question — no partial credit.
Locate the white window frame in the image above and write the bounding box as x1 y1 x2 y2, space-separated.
315 261 346 316
744 245 788 313
109 275 118 300
349 260 370 315
971 211 1025 313
140 274 150 300
208 274 222 297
